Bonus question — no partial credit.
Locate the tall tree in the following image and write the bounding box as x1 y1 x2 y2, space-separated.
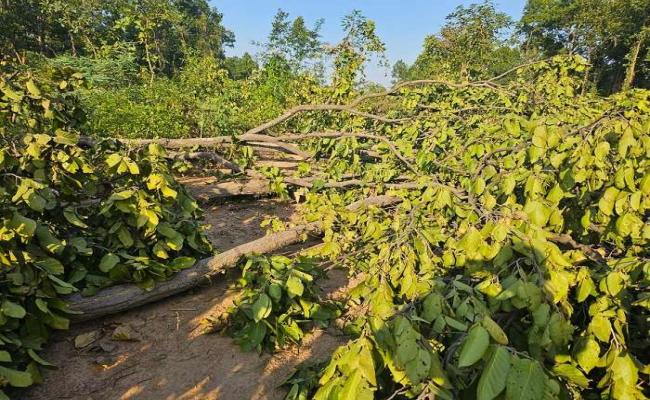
398 1 519 82
257 9 324 73
0 0 234 78
520 0 650 92
330 10 387 97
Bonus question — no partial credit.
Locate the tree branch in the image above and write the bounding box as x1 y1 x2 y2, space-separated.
65 195 402 321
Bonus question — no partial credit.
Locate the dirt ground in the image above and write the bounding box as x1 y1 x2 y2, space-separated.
23 195 350 400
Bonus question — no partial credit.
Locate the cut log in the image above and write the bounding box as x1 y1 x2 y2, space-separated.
65 195 401 321
185 176 424 203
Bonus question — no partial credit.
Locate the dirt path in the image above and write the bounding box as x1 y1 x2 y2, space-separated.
24 197 349 400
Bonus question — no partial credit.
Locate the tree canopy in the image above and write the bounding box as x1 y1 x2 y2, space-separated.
0 0 234 77
520 0 650 92
393 2 520 82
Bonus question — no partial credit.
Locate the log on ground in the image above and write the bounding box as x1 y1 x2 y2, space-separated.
65 195 401 321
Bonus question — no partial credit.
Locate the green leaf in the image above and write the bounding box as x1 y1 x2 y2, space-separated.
472 177 486 195
477 346 511 400
598 187 619 216
458 325 490 367
617 128 636 158
594 141 610 159
459 227 482 252
0 351 11 362
27 349 54 366
506 357 545 400
481 316 508 345
169 257 195 270
576 275 595 302
26 80 41 97
601 271 624 296
339 370 368 400
1 301 26 319
105 153 122 168
9 213 37 238
117 227 134 247
552 363 589 388
0 365 33 387
421 293 443 323
611 353 639 387
357 339 377 386
26 192 46 212
99 253 120 273
36 226 65 255
63 208 88 228
286 274 304 298
589 315 612 343
35 257 65 275
502 176 516 195
524 201 550 227
252 293 272 322
574 336 600 374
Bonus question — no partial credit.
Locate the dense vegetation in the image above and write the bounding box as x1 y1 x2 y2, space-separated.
0 61 212 397
0 0 649 399
250 55 648 400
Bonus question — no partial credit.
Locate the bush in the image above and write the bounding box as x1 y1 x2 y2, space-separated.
0 61 211 396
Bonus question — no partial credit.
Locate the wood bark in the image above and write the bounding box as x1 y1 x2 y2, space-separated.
623 30 647 91
185 176 423 203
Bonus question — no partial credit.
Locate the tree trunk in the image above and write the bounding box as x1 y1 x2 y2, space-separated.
144 41 155 84
69 33 77 56
623 31 646 91
581 49 592 95
65 195 401 321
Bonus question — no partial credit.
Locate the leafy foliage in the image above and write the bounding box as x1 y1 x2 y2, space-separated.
0 0 234 77
395 1 521 82
256 9 325 75
81 54 321 139
220 56 649 399
210 255 340 353
2 2 650 399
520 0 650 92
0 62 211 396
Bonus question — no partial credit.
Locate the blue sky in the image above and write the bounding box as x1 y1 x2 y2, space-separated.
211 1 527 85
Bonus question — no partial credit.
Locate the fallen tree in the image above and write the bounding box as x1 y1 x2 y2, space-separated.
65 195 401 321
4 56 648 400
185 176 422 202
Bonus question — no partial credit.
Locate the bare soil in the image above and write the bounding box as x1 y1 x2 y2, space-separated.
24 195 350 400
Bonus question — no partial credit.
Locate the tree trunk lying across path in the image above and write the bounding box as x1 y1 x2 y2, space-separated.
65 195 401 322
185 176 423 203
80 134 309 159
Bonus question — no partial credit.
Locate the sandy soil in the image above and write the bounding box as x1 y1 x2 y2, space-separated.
23 195 350 400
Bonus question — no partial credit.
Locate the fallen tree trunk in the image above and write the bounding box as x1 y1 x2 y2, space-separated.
118 134 308 159
176 151 243 173
79 134 309 159
185 176 423 202
188 179 273 202
65 195 401 321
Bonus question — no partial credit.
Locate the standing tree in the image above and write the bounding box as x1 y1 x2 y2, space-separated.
0 0 234 79
391 59 410 83
224 52 258 80
398 1 520 82
520 0 650 92
330 10 387 98
257 9 324 75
